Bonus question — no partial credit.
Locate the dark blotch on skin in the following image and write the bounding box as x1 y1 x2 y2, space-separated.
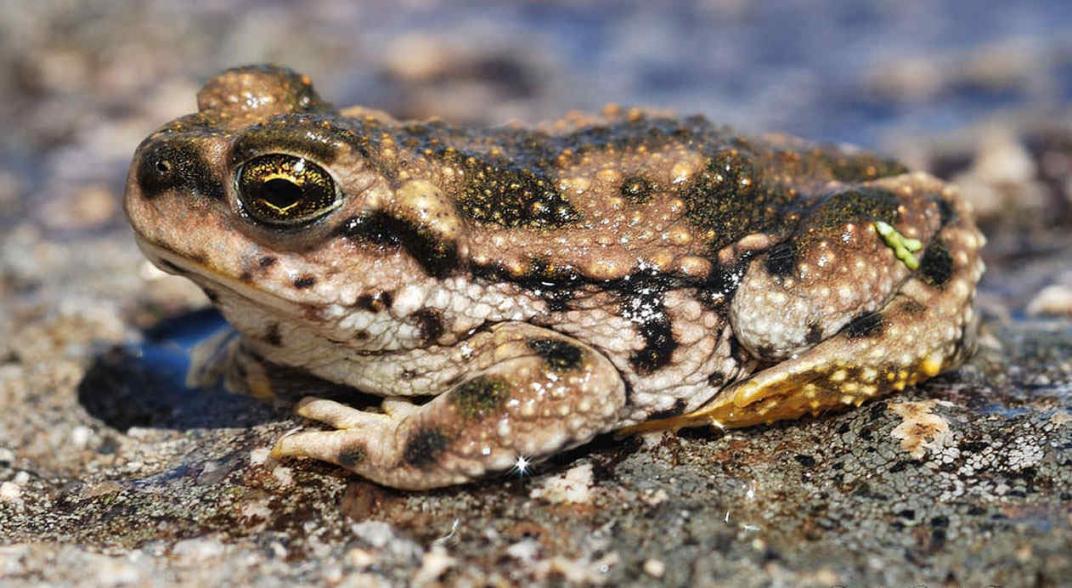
414 308 445 344
619 176 653 203
136 139 225 201
337 446 364 468
239 270 253 283
621 379 635 405
616 271 678 374
443 151 578 228
845 311 884 339
765 240 797 277
473 258 583 311
802 188 900 237
701 250 755 306
787 187 903 267
452 376 511 420
527 338 584 371
805 323 824 345
355 292 393 312
648 399 687 420
683 149 792 253
265 323 283 347
707 371 726 387
337 212 458 278
293 275 316 289
920 241 953 287
629 308 677 374
403 428 449 468
728 335 747 362
936 197 956 226
336 212 402 247
259 256 277 269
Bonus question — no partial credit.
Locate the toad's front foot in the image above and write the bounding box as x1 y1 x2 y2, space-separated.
271 323 626 489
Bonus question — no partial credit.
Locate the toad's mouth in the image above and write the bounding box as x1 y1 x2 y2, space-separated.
133 235 314 319
134 235 502 361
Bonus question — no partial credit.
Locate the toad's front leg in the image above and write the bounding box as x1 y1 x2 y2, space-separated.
271 323 626 489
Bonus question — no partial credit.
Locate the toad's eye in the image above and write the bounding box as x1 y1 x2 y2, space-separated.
236 154 339 226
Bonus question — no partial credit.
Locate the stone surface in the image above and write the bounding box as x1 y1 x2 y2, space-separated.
1 1 1070 586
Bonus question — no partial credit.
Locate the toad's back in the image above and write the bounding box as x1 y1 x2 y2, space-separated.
295 107 915 277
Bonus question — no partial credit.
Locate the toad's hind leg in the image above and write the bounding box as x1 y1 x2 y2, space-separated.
629 199 985 433
271 323 626 490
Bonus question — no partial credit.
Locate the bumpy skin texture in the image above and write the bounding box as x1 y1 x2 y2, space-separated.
124 66 985 489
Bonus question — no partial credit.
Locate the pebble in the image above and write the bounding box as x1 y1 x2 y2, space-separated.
93 557 141 587
973 131 1036 184
351 521 422 562
70 426 93 450
171 537 225 562
240 499 272 521
641 488 669 506
1027 284 1072 317
412 545 456 586
347 548 377 570
249 447 271 465
505 538 541 562
271 466 293 486
529 462 594 504
197 461 229 485
352 521 396 549
0 481 22 504
643 558 666 578
269 542 288 560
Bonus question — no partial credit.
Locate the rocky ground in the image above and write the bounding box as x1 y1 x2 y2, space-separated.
1 1 1070 586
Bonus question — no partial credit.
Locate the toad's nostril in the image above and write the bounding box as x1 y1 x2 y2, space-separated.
135 141 224 201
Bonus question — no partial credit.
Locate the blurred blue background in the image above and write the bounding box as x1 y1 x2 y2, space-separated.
1 0 1070 226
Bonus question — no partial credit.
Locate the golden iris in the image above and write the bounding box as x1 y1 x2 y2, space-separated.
236 154 338 225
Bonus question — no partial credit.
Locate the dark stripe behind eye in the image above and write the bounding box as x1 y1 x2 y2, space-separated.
336 212 459 278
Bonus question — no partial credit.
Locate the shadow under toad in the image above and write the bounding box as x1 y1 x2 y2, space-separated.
78 308 377 431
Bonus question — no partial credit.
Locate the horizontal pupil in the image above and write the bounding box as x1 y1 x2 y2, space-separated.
260 178 304 212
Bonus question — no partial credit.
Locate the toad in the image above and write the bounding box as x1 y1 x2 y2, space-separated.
124 66 984 489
